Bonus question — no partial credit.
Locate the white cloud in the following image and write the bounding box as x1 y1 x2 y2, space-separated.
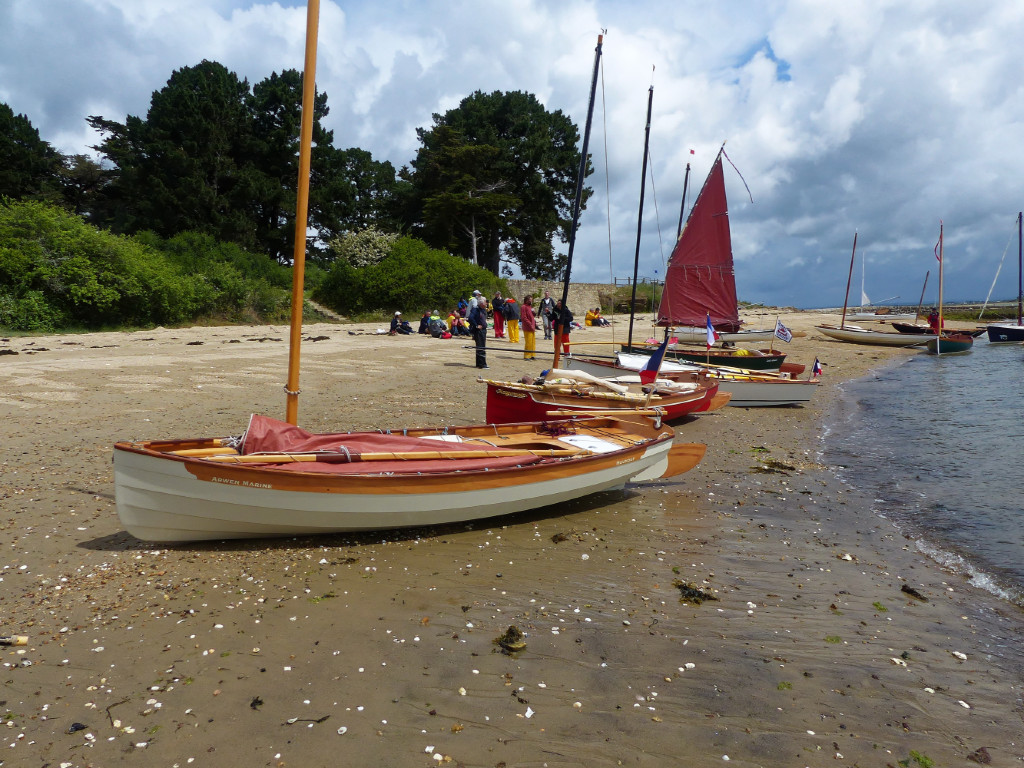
3 0 1024 306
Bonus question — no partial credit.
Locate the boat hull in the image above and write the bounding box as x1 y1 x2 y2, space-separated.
662 326 776 344
114 418 690 542
622 345 786 371
565 356 818 408
925 334 974 354
985 323 1024 343
483 379 717 424
816 324 928 347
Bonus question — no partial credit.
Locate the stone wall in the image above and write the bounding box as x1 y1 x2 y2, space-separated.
504 280 615 314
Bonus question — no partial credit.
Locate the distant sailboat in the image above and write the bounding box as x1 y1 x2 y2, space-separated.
816 234 928 347
926 222 973 355
985 211 1024 343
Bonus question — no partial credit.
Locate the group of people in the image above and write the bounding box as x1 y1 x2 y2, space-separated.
390 288 586 371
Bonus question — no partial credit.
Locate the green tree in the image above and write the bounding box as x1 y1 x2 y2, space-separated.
88 60 258 245
405 90 590 279
0 103 61 201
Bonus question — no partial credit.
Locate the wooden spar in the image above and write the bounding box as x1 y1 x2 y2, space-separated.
840 232 857 329
202 448 584 464
547 409 662 417
284 0 321 425
676 163 691 240
553 33 603 371
915 270 930 319
627 83 655 353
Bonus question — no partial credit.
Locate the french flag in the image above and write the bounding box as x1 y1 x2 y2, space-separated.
705 313 719 350
811 358 823 378
639 337 670 385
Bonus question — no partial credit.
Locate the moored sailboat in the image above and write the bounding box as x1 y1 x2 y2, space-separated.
655 146 775 344
816 233 930 348
985 211 1024 343
925 222 973 355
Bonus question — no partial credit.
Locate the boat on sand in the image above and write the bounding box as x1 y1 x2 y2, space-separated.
114 414 703 542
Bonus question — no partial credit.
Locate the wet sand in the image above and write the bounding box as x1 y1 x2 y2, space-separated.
1 311 1022 767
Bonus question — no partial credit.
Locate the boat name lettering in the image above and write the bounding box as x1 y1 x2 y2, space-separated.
211 476 273 490
496 388 528 398
615 457 636 466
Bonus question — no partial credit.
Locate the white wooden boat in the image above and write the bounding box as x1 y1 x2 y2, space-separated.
566 355 818 407
847 310 917 323
114 414 704 542
815 323 929 347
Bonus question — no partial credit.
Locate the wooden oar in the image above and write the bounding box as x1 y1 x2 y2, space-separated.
172 447 240 457
0 635 28 646
547 409 662 417
201 447 584 465
660 443 706 478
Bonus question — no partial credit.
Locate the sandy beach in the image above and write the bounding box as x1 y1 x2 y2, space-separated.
1 310 1022 767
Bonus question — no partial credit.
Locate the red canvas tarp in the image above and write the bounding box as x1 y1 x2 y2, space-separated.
239 415 542 474
656 153 742 332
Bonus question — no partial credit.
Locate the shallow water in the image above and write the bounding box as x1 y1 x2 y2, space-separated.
823 340 1024 605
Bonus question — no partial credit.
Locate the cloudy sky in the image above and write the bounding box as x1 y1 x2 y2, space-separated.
3 0 1023 309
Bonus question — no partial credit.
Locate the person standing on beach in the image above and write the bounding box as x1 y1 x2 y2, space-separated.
469 296 489 369
539 290 555 340
521 295 537 360
504 295 521 343
492 292 505 339
553 299 572 355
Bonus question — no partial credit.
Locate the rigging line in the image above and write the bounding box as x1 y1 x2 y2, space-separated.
979 216 1017 319
599 50 613 285
646 147 667 272
720 146 754 204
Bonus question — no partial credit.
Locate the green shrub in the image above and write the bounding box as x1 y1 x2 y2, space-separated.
313 235 506 315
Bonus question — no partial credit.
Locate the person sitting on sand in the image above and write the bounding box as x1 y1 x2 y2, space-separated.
448 309 470 336
428 309 448 338
417 311 430 334
390 311 413 335
586 307 610 327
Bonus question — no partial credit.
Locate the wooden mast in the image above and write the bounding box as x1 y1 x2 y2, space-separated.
285 0 320 425
552 33 603 370
839 232 857 329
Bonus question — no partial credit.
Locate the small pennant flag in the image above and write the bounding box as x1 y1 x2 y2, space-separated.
934 219 943 262
705 313 720 350
811 358 823 378
639 337 670 385
774 318 793 343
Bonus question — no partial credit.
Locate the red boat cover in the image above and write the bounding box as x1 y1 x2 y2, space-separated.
656 153 742 332
238 415 542 475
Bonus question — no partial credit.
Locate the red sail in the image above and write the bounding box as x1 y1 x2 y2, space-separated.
657 152 741 332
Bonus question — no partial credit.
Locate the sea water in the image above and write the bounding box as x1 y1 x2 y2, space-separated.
823 341 1024 606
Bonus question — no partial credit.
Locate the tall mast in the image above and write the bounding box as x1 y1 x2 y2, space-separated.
676 163 691 240
840 232 857 329
552 33 603 369
284 0 320 425
1017 211 1022 326
626 84 654 352
936 222 944 355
